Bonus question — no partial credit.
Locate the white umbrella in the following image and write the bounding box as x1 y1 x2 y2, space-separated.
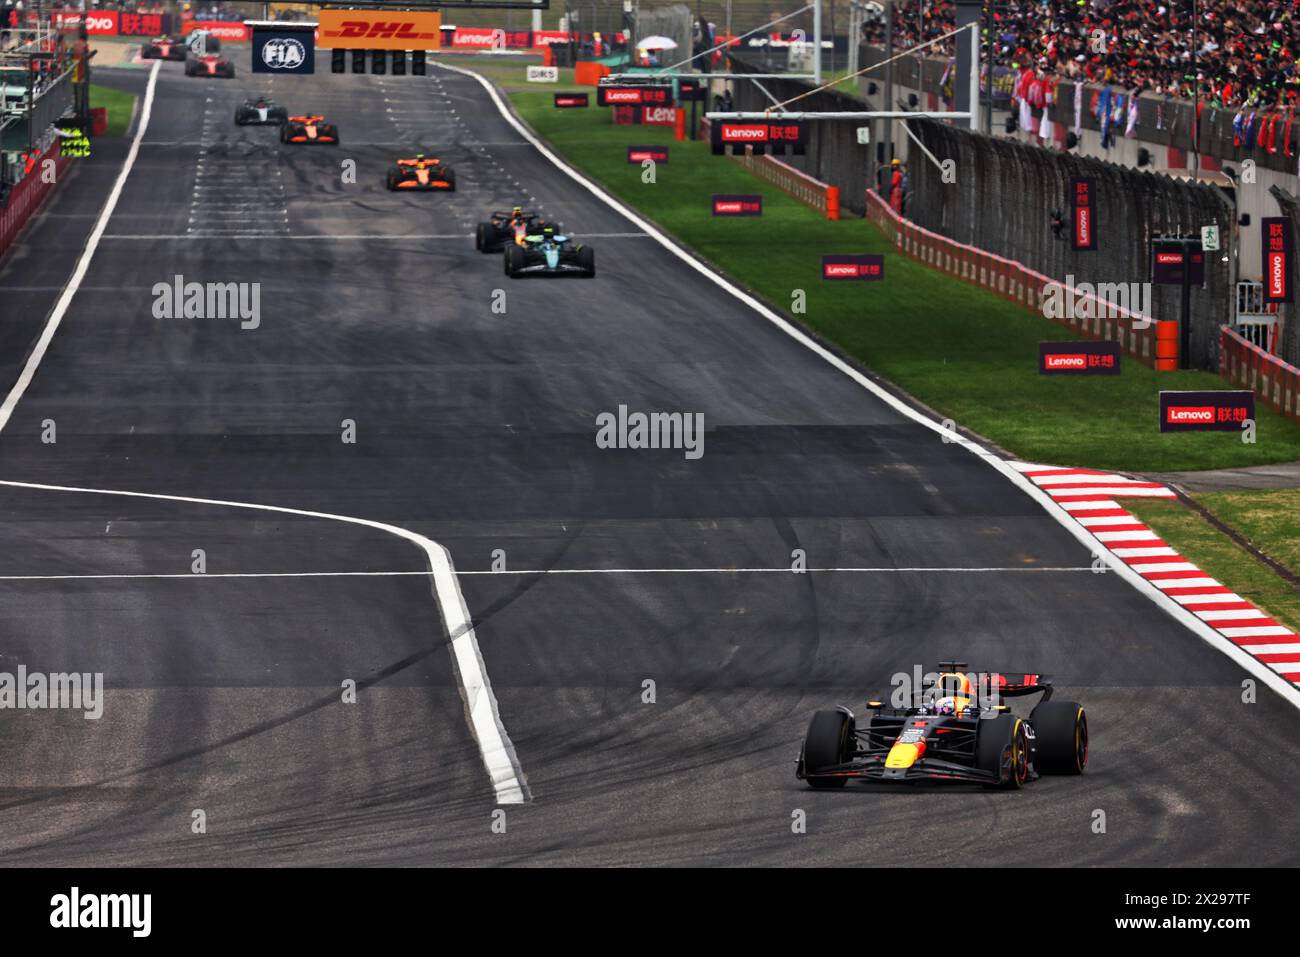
636 35 678 51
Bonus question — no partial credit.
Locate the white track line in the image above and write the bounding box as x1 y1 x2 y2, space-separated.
0 61 530 805
0 566 1095 581
0 62 159 433
436 60 1300 713
0 478 529 804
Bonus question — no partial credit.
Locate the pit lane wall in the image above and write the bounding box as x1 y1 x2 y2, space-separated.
699 117 840 220
864 186 1161 367
1221 327 1300 424
0 141 71 263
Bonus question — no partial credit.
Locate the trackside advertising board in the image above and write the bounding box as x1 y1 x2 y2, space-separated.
628 146 669 163
1038 340 1120 374
822 255 884 280
1151 240 1205 285
1262 217 1294 304
1159 391 1255 432
597 85 673 107
713 195 762 216
252 26 315 74
554 93 589 108
318 10 441 50
710 119 807 155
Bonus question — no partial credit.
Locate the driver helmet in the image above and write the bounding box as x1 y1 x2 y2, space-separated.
934 696 957 715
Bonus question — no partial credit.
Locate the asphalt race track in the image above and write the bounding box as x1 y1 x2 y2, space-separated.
0 49 1298 866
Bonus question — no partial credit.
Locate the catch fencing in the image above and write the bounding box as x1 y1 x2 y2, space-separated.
0 139 70 261
904 118 1233 370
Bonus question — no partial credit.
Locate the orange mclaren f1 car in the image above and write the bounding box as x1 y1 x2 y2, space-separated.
280 115 339 145
386 154 455 191
797 662 1088 789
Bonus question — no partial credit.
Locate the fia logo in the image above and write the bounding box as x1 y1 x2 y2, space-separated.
262 37 306 69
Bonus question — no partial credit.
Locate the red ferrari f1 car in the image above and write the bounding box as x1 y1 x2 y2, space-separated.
797 662 1088 789
280 116 340 145
386 154 455 191
184 52 235 78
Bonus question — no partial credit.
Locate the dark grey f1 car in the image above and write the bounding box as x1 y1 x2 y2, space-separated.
235 96 288 126
797 662 1088 789
503 224 595 278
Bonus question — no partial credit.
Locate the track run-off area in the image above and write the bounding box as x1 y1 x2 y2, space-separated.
0 49 1297 865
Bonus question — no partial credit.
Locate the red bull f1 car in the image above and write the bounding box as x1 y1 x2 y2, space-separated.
141 35 189 61
503 225 595 278
185 52 236 79
797 662 1088 789
235 96 288 126
386 154 455 191
476 208 552 253
280 115 340 145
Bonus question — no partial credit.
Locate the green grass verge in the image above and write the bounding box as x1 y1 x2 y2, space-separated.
89 84 136 138
490 77 1300 473
1126 495 1300 636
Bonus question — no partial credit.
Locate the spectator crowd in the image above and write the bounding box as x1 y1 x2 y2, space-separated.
864 0 1300 109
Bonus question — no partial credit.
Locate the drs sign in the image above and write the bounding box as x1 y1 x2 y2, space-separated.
252 28 315 74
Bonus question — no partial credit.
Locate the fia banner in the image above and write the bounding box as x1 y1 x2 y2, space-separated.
1262 217 1294 304
1159 391 1255 432
1038 340 1120 375
252 26 315 74
1069 177 1096 251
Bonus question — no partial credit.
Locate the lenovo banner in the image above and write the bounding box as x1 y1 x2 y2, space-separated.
677 79 706 102
1151 242 1205 286
640 105 676 126
56 10 119 35
553 93 589 108
1038 340 1120 375
1159 391 1255 432
319 10 442 50
117 12 171 36
1070 177 1096 251
1262 217 1294 304
711 119 808 156
628 145 669 164
713 195 762 216
252 26 314 74
183 20 250 42
597 85 673 107
822 254 885 280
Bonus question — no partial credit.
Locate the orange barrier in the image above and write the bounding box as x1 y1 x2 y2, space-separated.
701 119 840 220
1155 320 1179 371
864 188 1161 367
1220 327 1300 423
574 61 610 86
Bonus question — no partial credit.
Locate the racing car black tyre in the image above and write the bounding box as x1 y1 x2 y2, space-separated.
444 168 456 191
1029 701 1087 774
802 709 852 788
475 223 490 251
976 714 1029 789
386 170 400 191
504 245 524 277
577 245 595 277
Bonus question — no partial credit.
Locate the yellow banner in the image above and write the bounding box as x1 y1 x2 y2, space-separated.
319 10 441 51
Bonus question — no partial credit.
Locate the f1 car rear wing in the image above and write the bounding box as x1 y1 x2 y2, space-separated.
978 672 1054 699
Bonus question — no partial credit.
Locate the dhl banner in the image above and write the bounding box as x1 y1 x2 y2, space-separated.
319 10 441 50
